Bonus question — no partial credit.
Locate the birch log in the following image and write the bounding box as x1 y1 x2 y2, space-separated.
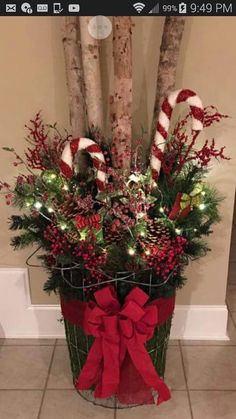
61 17 86 137
112 17 132 170
151 17 185 141
79 17 104 136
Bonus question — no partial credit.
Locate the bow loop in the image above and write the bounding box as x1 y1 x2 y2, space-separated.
94 285 120 312
125 286 149 306
120 300 145 322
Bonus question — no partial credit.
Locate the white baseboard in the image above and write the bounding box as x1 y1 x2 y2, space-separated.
0 268 229 340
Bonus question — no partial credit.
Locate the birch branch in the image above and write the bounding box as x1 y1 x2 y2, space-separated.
151 17 185 141
61 16 86 137
111 16 132 171
79 16 104 137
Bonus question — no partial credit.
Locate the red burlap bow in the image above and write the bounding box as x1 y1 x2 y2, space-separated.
61 286 175 405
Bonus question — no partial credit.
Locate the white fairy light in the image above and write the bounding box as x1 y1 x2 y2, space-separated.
175 228 182 235
60 223 67 230
145 249 150 256
80 230 87 240
201 191 206 196
47 207 54 213
199 203 206 210
159 207 164 213
34 201 42 210
137 212 145 220
128 247 135 256
62 184 69 191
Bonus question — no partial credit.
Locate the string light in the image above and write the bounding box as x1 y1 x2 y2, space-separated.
145 249 150 256
159 207 164 213
175 228 182 235
128 247 135 256
80 230 87 240
47 207 54 213
62 184 69 191
34 201 42 210
25 200 32 208
199 203 206 210
137 212 145 219
201 191 206 196
60 223 68 231
194 228 197 232
140 230 146 237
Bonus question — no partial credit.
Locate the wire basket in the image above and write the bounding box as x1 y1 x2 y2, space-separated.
59 266 174 408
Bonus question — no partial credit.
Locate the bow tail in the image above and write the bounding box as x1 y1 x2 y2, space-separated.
127 341 171 405
94 338 120 398
75 338 103 391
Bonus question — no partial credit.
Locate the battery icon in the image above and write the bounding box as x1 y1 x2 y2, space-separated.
179 2 187 13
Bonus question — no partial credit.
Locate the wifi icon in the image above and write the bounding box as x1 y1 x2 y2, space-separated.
133 2 145 13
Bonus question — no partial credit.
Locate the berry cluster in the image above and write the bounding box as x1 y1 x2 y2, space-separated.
44 224 71 256
73 241 107 284
142 235 187 280
25 113 68 170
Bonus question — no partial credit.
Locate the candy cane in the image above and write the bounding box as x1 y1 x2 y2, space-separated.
150 89 204 181
59 138 106 192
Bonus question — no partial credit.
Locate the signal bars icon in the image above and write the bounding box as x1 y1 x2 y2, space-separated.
133 2 145 13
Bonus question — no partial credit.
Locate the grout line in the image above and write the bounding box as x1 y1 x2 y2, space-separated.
2 388 236 393
183 388 236 392
0 344 56 347
180 343 236 347
0 388 45 392
36 340 57 419
178 341 194 419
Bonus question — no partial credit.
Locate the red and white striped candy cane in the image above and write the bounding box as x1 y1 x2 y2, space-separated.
151 89 204 181
59 138 106 192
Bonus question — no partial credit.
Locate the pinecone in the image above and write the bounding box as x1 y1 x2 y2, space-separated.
66 230 80 244
104 225 124 246
55 194 79 220
145 218 171 246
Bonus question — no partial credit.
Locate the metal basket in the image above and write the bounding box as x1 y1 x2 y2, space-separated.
59 267 174 408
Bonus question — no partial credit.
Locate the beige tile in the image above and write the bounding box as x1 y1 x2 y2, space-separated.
169 339 179 346
0 390 43 419
56 337 179 346
56 338 67 346
181 316 236 346
182 346 236 390
0 346 53 389
227 286 236 311
190 391 236 419
165 346 186 390
0 338 55 346
47 346 74 389
117 391 191 419
40 390 114 418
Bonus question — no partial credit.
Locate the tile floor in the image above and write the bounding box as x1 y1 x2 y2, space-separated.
0 286 236 419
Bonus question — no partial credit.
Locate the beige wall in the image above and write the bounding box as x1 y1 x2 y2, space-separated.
0 17 235 305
